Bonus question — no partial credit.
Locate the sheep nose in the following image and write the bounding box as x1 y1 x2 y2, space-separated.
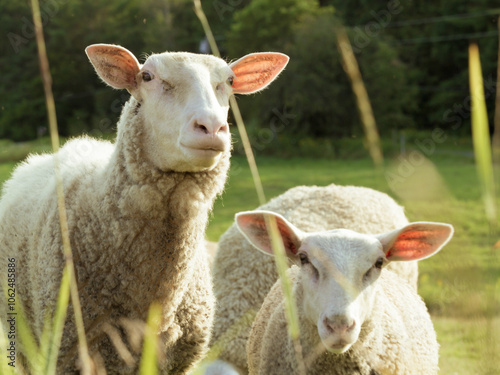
193 114 228 137
324 315 356 335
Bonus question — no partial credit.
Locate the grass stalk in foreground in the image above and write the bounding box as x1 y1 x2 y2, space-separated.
491 16 500 177
40 268 71 374
335 24 384 171
468 43 497 233
139 303 162 375
30 0 91 372
193 1 305 373
468 42 499 375
0 322 17 375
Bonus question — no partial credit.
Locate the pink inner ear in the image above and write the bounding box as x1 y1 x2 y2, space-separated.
276 219 299 255
86 45 140 89
237 212 300 257
385 227 450 261
231 53 288 94
385 239 433 260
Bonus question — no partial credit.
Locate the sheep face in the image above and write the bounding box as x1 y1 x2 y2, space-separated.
86 44 289 172
235 211 453 354
297 231 385 354
136 53 233 172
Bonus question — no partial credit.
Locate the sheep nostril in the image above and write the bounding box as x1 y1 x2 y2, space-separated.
218 123 229 134
324 316 356 334
324 317 334 333
195 123 209 134
347 320 356 332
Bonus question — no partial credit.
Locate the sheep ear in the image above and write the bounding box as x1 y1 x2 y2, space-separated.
235 210 303 258
230 52 289 94
86 44 141 90
378 222 454 262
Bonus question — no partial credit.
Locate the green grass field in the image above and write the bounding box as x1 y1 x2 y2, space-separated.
1 141 499 374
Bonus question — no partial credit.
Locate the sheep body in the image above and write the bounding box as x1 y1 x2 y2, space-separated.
0 45 288 373
210 184 417 372
0 107 227 373
236 212 452 375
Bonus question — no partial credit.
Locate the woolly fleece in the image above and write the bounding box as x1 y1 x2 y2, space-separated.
210 184 417 372
0 98 229 373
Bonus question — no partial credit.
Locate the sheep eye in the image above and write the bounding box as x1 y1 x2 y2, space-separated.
227 76 234 86
363 257 385 282
142 71 154 82
299 253 309 265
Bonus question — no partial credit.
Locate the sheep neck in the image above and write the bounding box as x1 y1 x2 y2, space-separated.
83 97 230 320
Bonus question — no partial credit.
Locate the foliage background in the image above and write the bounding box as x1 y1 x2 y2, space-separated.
1 0 498 147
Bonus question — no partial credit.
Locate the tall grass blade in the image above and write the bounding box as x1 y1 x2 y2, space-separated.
193 0 220 57
335 24 384 171
16 297 41 373
0 321 16 375
468 43 497 232
193 2 305 373
42 267 71 375
469 42 499 375
264 215 306 374
228 96 267 204
2 281 41 373
491 16 500 176
30 0 91 373
139 302 162 375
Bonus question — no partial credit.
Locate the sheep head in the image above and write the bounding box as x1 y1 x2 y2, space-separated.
85 44 289 172
235 211 453 354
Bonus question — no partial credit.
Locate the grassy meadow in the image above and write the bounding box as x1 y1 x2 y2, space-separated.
1 138 499 374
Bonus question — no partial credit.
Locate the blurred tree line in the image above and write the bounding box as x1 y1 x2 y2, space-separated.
0 0 498 145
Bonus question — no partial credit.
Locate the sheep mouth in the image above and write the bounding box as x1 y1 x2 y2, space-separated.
182 145 225 153
328 343 349 351
321 337 354 354
180 144 227 162
180 142 227 154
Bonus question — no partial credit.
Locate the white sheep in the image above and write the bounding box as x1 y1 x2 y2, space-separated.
209 184 418 373
237 210 453 375
0 44 288 374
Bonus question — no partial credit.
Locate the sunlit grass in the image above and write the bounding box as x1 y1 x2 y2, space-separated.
469 43 497 232
139 303 162 375
435 317 500 375
467 42 499 375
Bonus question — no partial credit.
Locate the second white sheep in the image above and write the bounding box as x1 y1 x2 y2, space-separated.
237 210 453 375
209 184 418 373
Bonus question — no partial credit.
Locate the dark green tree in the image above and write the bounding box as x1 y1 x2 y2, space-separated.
226 3 417 144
